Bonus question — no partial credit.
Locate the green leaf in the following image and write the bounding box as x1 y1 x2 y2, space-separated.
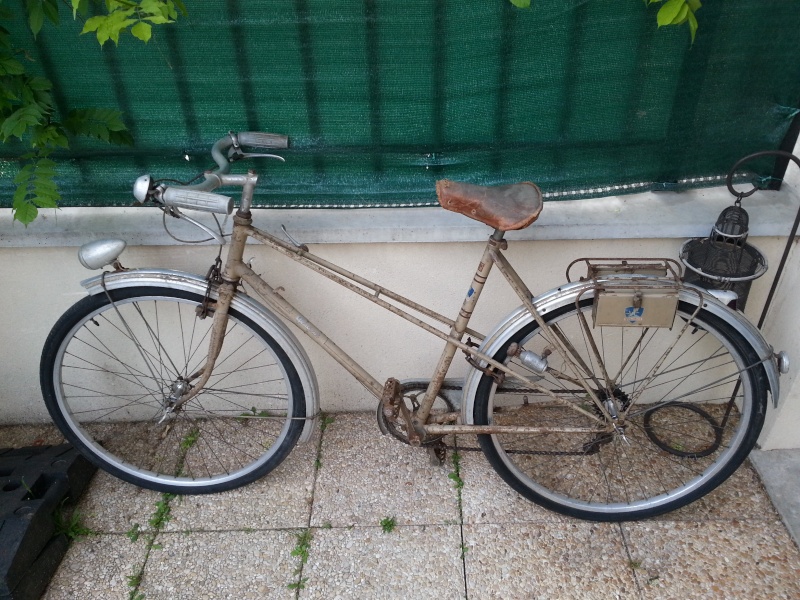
687 10 699 44
12 199 38 225
657 0 685 27
31 124 69 148
0 104 45 140
671 3 689 25
508 0 531 7
108 129 134 146
42 0 60 25
687 0 702 10
173 0 188 17
140 0 166 15
131 21 152 43
0 56 25 76
12 155 62 225
144 15 172 25
26 0 45 38
27 77 52 92
64 107 129 142
81 15 105 34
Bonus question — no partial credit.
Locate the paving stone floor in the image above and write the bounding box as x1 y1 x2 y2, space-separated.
6 412 800 599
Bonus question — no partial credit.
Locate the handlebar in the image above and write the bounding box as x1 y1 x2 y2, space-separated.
133 131 289 213
161 188 233 214
237 131 289 150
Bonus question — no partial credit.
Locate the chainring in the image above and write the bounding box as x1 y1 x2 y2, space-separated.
376 383 456 447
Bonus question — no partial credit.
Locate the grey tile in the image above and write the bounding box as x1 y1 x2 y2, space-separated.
463 522 638 600
302 525 465 599
623 519 800 599
42 534 149 600
140 530 298 599
75 471 163 534
310 412 459 527
650 461 777 522
457 439 559 524
0 424 65 448
166 430 318 531
750 449 800 544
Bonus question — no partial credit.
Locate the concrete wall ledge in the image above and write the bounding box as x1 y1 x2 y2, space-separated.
2 184 798 247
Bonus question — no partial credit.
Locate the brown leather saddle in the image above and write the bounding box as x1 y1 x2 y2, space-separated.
435 180 543 231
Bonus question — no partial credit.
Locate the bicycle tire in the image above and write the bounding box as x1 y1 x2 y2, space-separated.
40 286 306 494
473 299 768 521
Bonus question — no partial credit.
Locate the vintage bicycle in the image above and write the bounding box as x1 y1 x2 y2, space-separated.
39 132 788 521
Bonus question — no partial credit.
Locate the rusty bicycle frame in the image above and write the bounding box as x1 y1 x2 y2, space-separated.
169 168 644 447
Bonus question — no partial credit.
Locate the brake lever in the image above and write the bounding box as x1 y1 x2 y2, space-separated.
170 208 226 245
227 148 286 163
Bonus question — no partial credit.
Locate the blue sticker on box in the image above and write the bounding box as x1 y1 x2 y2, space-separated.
625 307 644 324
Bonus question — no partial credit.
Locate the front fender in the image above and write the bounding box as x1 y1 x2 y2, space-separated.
460 279 781 425
81 268 320 444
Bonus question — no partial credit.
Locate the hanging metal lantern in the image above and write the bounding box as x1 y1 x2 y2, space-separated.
679 198 768 310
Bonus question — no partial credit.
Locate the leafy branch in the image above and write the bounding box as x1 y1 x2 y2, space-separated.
77 0 187 45
1 1 186 225
648 0 701 43
508 0 702 43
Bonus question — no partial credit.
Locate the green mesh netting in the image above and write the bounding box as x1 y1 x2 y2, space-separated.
2 0 800 209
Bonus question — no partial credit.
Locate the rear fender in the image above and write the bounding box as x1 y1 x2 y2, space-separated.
460 279 781 425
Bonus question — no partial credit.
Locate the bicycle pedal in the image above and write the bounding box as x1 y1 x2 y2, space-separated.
380 377 402 418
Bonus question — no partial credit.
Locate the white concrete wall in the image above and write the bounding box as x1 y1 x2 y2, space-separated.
2 182 799 449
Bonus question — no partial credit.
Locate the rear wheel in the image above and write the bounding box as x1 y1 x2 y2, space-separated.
40 286 305 494
473 299 768 521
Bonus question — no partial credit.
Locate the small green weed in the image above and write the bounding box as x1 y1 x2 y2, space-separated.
319 413 335 432
288 529 313 590
291 529 313 566
629 559 642 570
321 522 332 529
20 476 36 498
380 516 396 534
448 451 464 490
126 572 142 588
148 493 175 530
179 427 200 451
126 523 141 543
54 507 95 540
238 407 272 422
287 577 308 591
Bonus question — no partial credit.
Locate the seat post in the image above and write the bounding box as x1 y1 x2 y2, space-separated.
415 227 505 430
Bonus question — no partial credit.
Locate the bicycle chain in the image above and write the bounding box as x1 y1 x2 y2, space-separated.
407 383 596 457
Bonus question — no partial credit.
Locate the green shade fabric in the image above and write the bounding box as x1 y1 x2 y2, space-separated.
3 0 800 209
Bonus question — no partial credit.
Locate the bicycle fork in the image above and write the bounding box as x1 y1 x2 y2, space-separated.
169 213 252 412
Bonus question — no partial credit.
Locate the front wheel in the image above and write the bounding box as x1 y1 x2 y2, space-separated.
473 299 769 521
40 286 306 494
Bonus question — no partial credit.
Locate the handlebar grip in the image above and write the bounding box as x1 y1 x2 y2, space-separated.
161 188 233 215
238 131 289 149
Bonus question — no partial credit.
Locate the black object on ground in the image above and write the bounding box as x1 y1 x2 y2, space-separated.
0 445 96 600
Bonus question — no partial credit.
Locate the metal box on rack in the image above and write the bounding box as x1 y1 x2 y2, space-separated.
592 290 679 328
566 258 682 329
